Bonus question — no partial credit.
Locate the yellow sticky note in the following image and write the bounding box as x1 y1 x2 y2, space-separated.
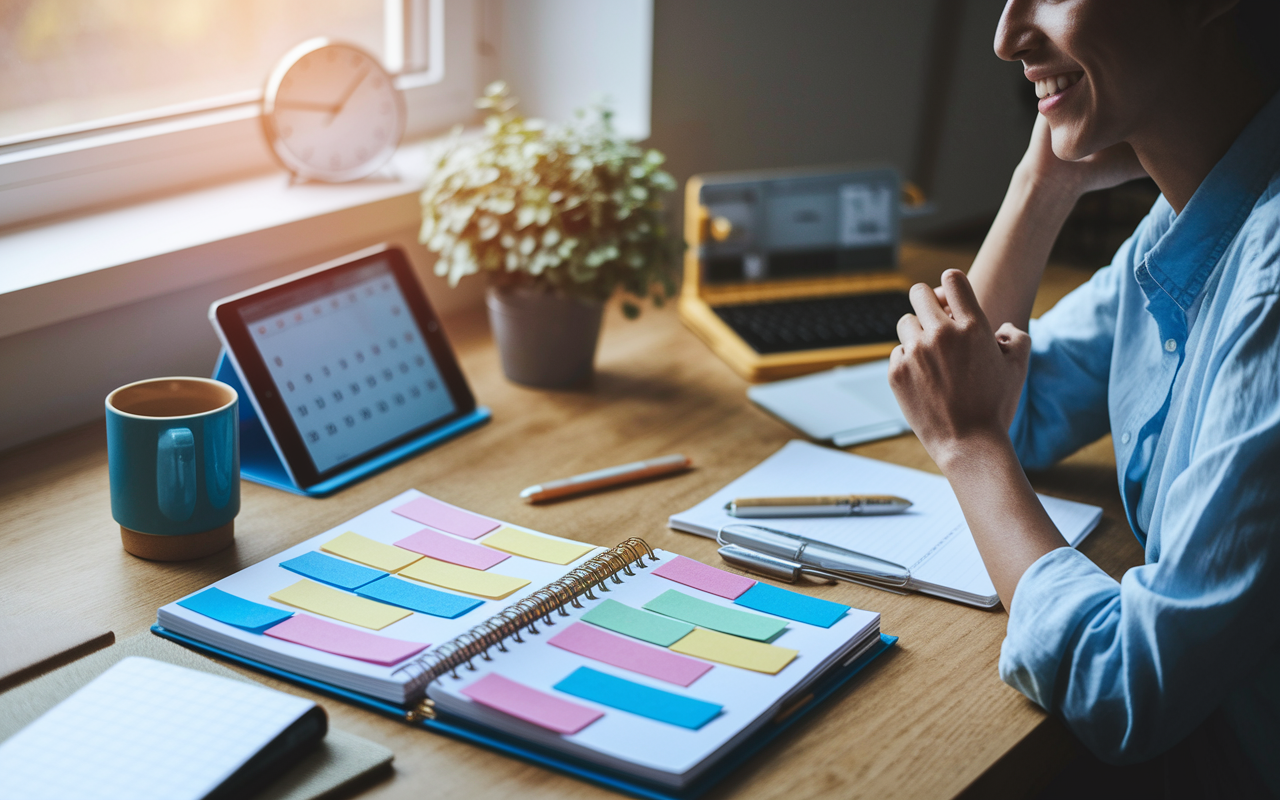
481 527 595 565
322 532 422 572
270 580 411 630
399 557 531 599
669 628 798 675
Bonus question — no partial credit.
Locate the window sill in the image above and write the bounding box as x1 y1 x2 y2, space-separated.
0 137 459 340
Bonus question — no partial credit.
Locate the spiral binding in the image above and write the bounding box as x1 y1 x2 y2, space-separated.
398 536 658 721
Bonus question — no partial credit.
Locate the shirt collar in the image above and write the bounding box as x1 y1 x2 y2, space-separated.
1145 90 1280 310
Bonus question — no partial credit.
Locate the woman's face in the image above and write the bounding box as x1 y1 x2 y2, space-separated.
995 0 1208 160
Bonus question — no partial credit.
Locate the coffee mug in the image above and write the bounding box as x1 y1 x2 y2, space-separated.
106 377 240 561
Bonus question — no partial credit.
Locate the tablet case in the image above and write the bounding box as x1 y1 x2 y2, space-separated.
153 623 896 800
214 351 491 497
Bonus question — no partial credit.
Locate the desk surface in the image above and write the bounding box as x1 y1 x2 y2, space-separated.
0 246 1142 800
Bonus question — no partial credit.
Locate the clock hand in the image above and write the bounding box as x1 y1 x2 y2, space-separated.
273 99 340 113
326 68 370 126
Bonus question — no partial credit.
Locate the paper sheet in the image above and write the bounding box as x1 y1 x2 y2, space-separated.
393 496 500 540
481 527 595 565
733 583 849 628
321 531 422 572
581 599 696 647
547 622 713 687
270 580 412 630
461 673 603 735
355 575 484 619
398 557 531 599
669 629 799 675
176 588 293 634
264 614 429 666
644 590 789 642
279 551 387 590
395 529 510 570
554 667 722 730
652 556 756 600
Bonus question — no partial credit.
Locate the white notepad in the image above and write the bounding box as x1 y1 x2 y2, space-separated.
0 657 319 800
668 440 1103 607
747 360 910 447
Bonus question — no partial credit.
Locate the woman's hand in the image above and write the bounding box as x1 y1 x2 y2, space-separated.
1020 113 1148 197
889 270 1031 470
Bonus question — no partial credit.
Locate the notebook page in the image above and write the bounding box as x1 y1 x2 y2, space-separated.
668 441 1102 599
0 657 315 800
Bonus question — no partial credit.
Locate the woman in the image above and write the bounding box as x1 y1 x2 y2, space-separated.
889 0 1280 793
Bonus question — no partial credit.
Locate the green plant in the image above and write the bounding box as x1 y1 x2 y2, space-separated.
419 82 678 317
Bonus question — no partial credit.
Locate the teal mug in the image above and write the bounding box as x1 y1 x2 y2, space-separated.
106 377 240 561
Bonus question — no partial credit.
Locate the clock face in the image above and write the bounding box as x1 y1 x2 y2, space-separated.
263 39 406 183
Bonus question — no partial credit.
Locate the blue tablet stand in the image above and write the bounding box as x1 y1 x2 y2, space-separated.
214 351 491 498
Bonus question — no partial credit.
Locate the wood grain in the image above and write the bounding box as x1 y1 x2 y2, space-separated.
0 247 1141 799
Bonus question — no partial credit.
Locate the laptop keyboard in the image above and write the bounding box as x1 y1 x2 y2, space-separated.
713 292 914 354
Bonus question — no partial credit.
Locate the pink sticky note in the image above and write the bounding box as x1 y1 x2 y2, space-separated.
652 555 757 600
461 673 603 735
393 496 501 540
264 614 428 666
396 529 510 570
549 622 713 687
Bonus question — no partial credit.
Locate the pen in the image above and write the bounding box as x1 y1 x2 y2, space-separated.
724 494 911 518
520 454 692 503
717 523 911 589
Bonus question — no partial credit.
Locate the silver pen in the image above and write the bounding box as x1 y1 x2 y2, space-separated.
724 494 911 518
716 523 911 590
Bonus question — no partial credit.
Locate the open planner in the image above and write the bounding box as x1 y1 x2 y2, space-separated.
153 490 892 798
668 441 1103 608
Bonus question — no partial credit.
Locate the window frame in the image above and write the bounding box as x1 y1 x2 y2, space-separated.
0 0 474 231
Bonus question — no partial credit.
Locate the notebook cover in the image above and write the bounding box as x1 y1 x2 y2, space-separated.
152 624 896 800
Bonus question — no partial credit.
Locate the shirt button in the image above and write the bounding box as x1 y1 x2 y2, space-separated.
1164 338 1178 352
1121 432 1132 445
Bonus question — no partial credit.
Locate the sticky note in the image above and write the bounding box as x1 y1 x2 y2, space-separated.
644 590 788 642
481 527 595 565
670 628 799 675
177 588 292 633
398 557 531 599
280 551 387 590
393 496 500 540
395 529 510 570
356 576 485 619
652 555 756 600
580 599 694 647
461 673 603 735
733 582 850 628
548 622 712 687
270 580 412 630
321 532 422 572
264 614 428 666
554 667 722 730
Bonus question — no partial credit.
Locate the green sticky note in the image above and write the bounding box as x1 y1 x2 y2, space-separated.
643 589 788 642
581 598 695 646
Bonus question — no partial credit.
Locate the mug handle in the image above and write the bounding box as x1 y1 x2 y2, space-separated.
157 427 197 521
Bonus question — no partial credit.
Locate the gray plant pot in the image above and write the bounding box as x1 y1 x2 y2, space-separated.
486 286 605 388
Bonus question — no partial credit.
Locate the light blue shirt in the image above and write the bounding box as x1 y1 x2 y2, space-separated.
1001 90 1280 791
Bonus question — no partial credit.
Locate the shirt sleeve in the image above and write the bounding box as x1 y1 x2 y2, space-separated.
999 289 1280 764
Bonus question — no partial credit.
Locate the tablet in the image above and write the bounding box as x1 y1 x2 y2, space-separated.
210 245 477 491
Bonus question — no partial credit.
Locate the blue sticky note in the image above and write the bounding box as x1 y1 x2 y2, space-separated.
356 576 484 619
280 551 387 590
553 667 722 730
733 582 849 628
177 587 293 633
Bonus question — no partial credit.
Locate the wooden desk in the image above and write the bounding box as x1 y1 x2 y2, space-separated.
0 246 1142 800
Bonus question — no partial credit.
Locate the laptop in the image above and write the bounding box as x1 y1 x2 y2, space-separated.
678 165 915 382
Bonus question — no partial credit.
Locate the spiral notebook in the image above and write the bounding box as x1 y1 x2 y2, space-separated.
154 490 891 797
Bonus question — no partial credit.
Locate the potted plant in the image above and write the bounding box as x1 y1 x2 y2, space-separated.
419 82 678 388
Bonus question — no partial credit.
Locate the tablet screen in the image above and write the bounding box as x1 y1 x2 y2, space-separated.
238 257 457 474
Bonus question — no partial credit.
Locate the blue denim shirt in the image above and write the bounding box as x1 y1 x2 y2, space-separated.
1000 91 1280 790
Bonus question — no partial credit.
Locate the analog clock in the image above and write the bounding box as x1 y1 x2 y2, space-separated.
263 38 406 183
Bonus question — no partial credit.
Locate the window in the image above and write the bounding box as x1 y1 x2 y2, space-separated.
0 0 469 230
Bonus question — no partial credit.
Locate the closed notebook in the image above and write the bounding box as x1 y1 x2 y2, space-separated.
0 656 326 800
153 489 889 795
